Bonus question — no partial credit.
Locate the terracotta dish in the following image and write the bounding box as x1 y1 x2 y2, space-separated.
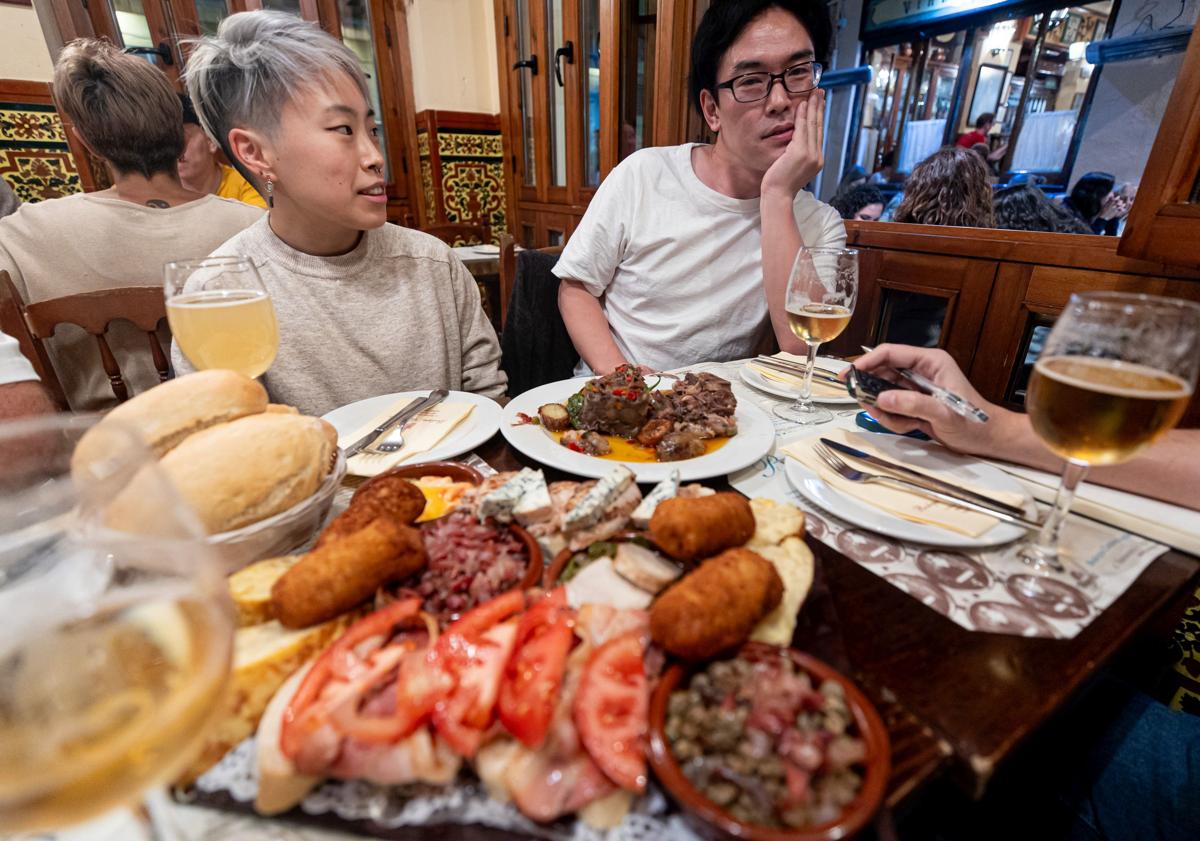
648 642 891 841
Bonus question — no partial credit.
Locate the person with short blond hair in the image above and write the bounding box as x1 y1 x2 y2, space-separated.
0 39 261 410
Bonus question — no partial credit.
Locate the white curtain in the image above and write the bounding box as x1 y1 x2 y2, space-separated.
1011 110 1078 172
898 119 946 172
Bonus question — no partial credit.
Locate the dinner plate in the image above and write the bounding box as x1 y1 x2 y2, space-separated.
501 376 776 483
739 357 859 404
783 434 1034 549
473 244 501 255
322 390 503 464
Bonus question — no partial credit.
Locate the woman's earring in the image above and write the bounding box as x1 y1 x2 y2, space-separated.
265 178 274 208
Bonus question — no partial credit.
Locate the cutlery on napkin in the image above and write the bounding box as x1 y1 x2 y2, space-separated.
339 400 475 476
782 429 1028 538
750 352 847 398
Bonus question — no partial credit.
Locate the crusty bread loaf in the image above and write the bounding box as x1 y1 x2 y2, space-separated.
108 413 335 535
74 371 268 473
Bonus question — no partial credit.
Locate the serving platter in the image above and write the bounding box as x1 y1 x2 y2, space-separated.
501 376 776 483
784 435 1034 549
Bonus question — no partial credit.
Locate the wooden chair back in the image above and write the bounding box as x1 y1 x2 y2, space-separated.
0 272 68 409
1 274 170 405
419 223 492 247
498 234 564 330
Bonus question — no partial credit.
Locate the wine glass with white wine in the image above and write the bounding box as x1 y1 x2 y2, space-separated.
0 415 234 834
773 247 859 425
165 256 279 379
1020 292 1200 579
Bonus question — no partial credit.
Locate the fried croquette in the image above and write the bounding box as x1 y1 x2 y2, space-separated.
649 548 783 659
648 492 756 562
315 474 427 547
272 517 427 628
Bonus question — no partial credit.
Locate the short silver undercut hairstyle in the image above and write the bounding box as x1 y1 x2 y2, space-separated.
182 11 369 185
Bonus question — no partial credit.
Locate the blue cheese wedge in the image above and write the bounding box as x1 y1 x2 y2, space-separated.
630 470 680 529
563 465 635 531
479 468 541 523
512 469 553 526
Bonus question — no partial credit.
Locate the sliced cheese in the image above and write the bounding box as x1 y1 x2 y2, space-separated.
750 537 815 646
479 468 540 522
512 469 554 526
630 470 680 529
176 613 357 785
228 555 298 627
566 556 654 611
563 465 635 531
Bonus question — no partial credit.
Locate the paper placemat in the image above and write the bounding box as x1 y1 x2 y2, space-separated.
730 450 1168 640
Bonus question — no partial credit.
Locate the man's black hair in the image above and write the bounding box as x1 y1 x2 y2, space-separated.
689 0 834 116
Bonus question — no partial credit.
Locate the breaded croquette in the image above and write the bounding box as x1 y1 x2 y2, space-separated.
272 517 426 628
315 474 427 547
649 492 756 563
649 548 783 658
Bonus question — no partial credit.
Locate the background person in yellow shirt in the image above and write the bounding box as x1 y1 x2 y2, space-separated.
177 93 267 208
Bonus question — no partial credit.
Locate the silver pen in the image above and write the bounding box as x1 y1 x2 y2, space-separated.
860 345 989 424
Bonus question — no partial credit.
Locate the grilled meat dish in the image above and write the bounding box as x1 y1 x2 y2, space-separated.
577 365 652 438
561 429 612 456
634 418 672 447
656 431 705 462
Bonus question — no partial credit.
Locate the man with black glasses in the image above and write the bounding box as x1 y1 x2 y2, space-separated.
556 0 845 375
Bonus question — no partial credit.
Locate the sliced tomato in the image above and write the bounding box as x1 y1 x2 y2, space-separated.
281 599 423 759
573 629 649 793
498 588 575 748
432 619 519 756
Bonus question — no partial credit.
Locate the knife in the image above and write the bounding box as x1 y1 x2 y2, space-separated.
820 437 1032 519
343 389 448 458
752 357 846 387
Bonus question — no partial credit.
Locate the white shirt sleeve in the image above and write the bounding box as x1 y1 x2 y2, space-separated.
0 330 38 386
551 157 637 297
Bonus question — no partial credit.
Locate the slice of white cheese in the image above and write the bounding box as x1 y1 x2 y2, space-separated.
512 469 554 526
563 465 635 531
479 468 540 522
630 469 680 529
565 556 654 611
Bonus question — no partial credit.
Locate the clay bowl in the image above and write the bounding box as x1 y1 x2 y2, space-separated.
648 642 891 841
352 460 484 501
510 522 545 592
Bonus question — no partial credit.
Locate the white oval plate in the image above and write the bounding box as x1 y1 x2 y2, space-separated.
783 434 1033 549
322 390 503 465
473 244 501 255
739 358 858 405
501 376 776 483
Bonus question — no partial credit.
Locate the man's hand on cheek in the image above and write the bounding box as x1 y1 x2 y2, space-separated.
761 88 826 199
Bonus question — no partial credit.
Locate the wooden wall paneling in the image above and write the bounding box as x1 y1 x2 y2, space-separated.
561 0 583 206
376 0 420 224
969 262 1034 405
650 0 693 147
492 0 523 231
1118 24 1200 267
598 0 619 178
45 0 97 43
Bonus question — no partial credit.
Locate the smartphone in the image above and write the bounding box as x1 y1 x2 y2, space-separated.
844 367 905 408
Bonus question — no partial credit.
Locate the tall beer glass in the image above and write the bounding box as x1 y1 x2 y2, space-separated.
165 257 279 379
773 247 859 425
1021 292 1200 575
0 415 234 833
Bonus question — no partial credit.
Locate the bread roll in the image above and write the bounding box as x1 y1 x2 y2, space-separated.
74 371 268 473
108 413 334 535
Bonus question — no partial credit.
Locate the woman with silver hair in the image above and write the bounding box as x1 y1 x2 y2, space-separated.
175 10 506 415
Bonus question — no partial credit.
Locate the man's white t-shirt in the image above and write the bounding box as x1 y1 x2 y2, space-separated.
553 143 846 374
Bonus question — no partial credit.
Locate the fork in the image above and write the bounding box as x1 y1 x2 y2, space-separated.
813 443 1043 533
361 389 449 456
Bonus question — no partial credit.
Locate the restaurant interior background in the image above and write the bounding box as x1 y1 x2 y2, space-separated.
3 0 1200 422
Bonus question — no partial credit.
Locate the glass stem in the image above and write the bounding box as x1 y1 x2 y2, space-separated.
1035 458 1089 553
798 340 820 410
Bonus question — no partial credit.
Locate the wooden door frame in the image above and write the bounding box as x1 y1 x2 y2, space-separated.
492 0 522 232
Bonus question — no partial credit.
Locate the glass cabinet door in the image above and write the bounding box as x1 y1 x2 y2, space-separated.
579 0 600 187
545 0 567 187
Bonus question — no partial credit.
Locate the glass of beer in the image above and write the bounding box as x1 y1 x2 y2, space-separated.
165 257 279 379
1021 292 1200 576
773 247 859 424
0 415 234 833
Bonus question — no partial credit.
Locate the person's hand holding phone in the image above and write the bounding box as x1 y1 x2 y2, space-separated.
842 344 1010 456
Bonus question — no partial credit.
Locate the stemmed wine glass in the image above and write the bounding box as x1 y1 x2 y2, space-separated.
0 414 235 835
773 247 859 425
165 256 280 379
1020 292 1200 578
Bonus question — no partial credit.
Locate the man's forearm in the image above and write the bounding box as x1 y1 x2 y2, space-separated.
558 279 628 374
0 380 57 420
759 191 805 355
